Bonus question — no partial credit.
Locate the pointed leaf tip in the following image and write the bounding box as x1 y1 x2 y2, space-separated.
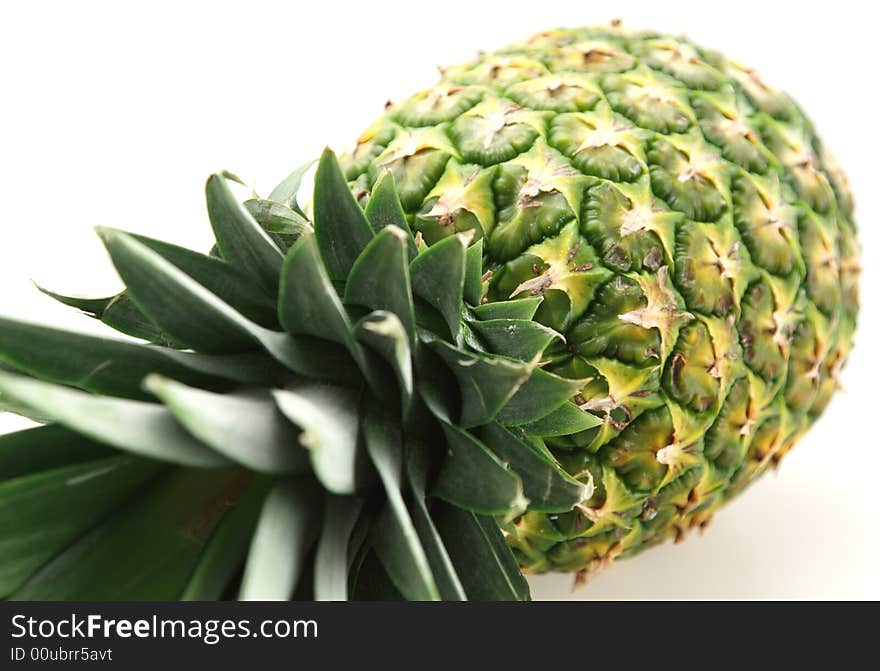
344 226 416 342
205 173 283 293
0 371 231 469
143 374 309 476
364 172 417 257
313 149 375 281
409 233 466 344
268 159 316 208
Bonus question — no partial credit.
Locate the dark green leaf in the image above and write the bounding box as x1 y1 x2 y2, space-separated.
518 400 602 436
268 159 315 210
349 550 404 601
98 228 350 379
432 422 526 517
101 293 187 346
313 494 362 601
432 502 530 601
364 406 439 600
145 376 309 475
0 456 163 597
0 316 252 400
131 232 279 326
0 372 232 468
460 320 486 353
180 476 270 600
428 340 532 427
39 285 180 348
364 172 416 257
279 234 355 348
344 226 416 341
470 296 543 321
252 332 360 384
495 368 584 426
56 291 185 348
36 287 177 348
463 238 484 306
345 504 374 573
409 234 466 344
480 423 591 513
206 173 284 294
244 199 312 235
411 345 459 425
0 424 115 482
404 437 466 600
14 467 244 600
469 318 561 362
313 148 375 280
354 311 413 415
279 235 386 392
156 349 293 387
239 477 320 600
273 383 362 495
34 286 112 317
98 227 256 353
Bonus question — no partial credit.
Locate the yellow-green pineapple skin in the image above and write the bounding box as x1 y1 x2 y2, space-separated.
341 25 860 578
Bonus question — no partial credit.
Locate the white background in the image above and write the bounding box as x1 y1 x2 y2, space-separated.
1 1 877 599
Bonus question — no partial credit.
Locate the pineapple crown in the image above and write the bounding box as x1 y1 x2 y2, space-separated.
0 149 597 600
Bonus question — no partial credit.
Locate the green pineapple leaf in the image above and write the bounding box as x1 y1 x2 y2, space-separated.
98 227 256 353
181 476 270 601
0 424 114 481
33 287 113 316
267 158 315 211
432 502 531 601
480 423 592 513
404 437 467 600
144 375 310 475
14 468 244 600
313 494 363 601
0 372 231 468
470 296 544 321
495 368 586 426
517 400 602 436
353 311 414 414
130 231 279 326
428 340 532 427
432 422 527 518
0 456 163 597
206 173 284 294
364 171 417 257
0 315 265 399
279 234 355 344
244 198 312 236
409 233 467 344
100 293 189 347
468 318 562 362
344 226 417 342
463 238 484 307
272 383 363 495
364 406 440 601
313 148 375 280
239 477 320 600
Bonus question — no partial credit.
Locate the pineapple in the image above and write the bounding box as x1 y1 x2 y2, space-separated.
0 24 859 599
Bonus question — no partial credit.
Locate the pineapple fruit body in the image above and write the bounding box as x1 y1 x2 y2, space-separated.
342 25 860 575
